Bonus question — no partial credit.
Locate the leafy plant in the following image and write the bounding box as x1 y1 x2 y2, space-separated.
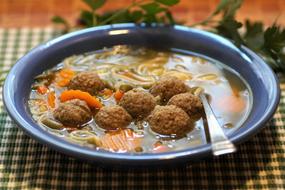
1 0 285 85
188 0 285 73
52 0 180 30
27 0 285 74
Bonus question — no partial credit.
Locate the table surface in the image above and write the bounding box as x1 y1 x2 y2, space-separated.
0 1 285 190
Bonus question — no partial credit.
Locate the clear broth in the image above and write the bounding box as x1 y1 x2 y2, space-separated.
29 45 252 153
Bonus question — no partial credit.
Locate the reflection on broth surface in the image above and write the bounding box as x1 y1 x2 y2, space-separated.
29 45 252 153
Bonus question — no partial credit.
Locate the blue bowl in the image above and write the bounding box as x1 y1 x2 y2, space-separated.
3 24 280 166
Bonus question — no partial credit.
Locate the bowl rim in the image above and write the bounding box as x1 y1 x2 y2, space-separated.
2 23 281 163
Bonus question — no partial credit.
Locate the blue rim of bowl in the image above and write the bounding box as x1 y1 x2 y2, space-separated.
2 23 281 163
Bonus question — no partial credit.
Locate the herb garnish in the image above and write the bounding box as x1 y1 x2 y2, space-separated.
51 0 285 75
1 0 285 85
52 0 179 32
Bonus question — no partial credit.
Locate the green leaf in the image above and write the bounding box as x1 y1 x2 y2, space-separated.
97 11 116 24
143 14 158 23
141 2 166 15
262 54 280 71
165 11 175 24
223 0 243 18
192 0 243 27
212 0 243 17
51 16 70 32
129 10 143 22
262 52 285 73
80 10 94 27
97 10 132 25
83 0 106 10
263 25 285 54
155 0 180 6
108 10 129 23
216 18 244 46
243 20 264 50
278 54 285 72
213 0 231 15
244 20 263 37
51 16 68 25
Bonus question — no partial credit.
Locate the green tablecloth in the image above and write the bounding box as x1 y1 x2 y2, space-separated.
0 28 284 190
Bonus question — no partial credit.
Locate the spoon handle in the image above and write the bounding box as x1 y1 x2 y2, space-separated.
199 93 236 156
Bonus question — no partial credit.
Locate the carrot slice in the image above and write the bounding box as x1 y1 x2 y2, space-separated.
100 129 142 152
59 69 75 78
215 95 246 113
37 86 48 94
231 87 241 97
102 89 113 97
47 91 55 108
60 90 103 109
56 69 75 87
114 90 124 102
55 69 75 87
152 145 170 153
57 78 71 87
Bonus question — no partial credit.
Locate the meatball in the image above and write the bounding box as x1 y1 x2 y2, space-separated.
53 99 92 126
150 76 189 103
119 89 156 119
168 92 203 120
95 105 132 130
68 71 105 95
147 105 193 137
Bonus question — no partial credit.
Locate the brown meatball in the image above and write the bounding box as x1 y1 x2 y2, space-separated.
119 89 156 119
150 76 188 103
95 105 132 130
147 105 193 137
168 92 203 120
53 99 92 126
68 71 105 95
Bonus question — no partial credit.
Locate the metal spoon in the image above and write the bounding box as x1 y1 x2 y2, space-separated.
199 93 237 156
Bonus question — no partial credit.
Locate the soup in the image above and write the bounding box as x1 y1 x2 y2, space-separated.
28 45 251 153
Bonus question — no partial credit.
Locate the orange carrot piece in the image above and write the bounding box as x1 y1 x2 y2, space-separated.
100 129 142 152
114 90 124 102
215 96 246 113
59 69 75 78
100 88 113 99
60 90 103 109
57 78 71 87
55 69 75 87
37 86 48 94
47 91 56 108
231 87 241 97
65 127 78 132
152 145 170 153
103 89 113 96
